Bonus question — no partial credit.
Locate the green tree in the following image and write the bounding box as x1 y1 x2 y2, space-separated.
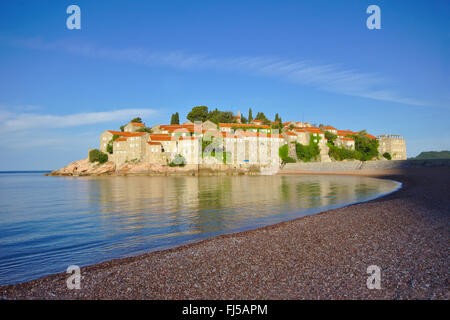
328 145 358 161
136 127 153 133
295 134 321 162
274 113 280 123
324 131 337 145
240 115 248 124
272 114 283 130
279 144 296 164
89 149 108 164
255 112 268 121
187 106 209 122
130 117 142 123
170 112 180 125
352 131 379 161
248 108 253 122
206 108 234 124
383 152 392 160
106 135 121 154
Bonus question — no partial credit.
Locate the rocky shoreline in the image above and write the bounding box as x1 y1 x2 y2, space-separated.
45 158 265 177
1 166 449 299
47 158 450 177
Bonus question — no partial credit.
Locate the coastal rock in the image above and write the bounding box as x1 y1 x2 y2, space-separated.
49 158 116 176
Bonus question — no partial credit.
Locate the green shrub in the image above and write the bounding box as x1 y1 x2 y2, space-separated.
279 144 296 163
106 135 121 154
328 144 358 161
222 152 232 164
324 131 337 145
106 142 113 154
295 134 321 162
169 154 186 167
352 131 379 161
136 127 152 133
383 152 392 160
89 149 108 164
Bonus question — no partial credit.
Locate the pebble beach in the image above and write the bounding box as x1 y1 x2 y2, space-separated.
1 167 449 299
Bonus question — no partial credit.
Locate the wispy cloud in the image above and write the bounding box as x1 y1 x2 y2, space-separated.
6 36 430 107
0 108 157 131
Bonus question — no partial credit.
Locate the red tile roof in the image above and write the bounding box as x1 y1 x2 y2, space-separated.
337 130 356 136
160 124 195 129
129 122 145 127
178 136 199 140
219 123 271 129
299 127 323 134
147 141 161 146
149 134 173 141
107 131 146 137
115 137 127 142
339 137 354 141
322 126 337 131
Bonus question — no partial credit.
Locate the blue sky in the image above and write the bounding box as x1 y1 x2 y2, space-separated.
0 0 448 170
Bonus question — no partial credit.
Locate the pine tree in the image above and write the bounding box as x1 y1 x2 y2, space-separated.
170 112 180 125
248 108 253 122
274 113 280 123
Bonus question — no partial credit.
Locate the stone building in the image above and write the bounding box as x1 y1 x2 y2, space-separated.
335 137 355 150
124 122 145 132
377 134 407 160
97 118 405 167
321 125 338 135
232 111 242 124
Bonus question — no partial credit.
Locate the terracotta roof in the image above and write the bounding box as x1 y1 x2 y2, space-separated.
284 131 297 136
201 130 219 134
147 141 161 146
219 123 271 129
251 119 263 123
129 122 145 127
267 134 284 138
300 127 323 134
339 137 354 141
149 136 173 141
237 132 283 138
322 126 337 130
178 136 199 140
232 115 240 119
167 128 196 133
149 134 173 141
160 124 195 129
238 131 258 137
107 131 146 137
366 134 378 140
337 130 356 136
115 137 127 142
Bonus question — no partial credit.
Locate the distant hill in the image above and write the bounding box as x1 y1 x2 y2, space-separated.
410 151 450 160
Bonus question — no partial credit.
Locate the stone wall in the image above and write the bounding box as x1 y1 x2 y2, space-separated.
279 159 450 172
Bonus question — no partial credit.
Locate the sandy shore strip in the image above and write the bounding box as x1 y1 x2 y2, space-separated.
1 167 449 299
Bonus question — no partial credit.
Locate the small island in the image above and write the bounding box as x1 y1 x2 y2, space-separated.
48 106 407 176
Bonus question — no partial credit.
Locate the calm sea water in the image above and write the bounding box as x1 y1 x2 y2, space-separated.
0 172 400 285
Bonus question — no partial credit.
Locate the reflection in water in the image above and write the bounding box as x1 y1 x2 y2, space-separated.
0 173 399 285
